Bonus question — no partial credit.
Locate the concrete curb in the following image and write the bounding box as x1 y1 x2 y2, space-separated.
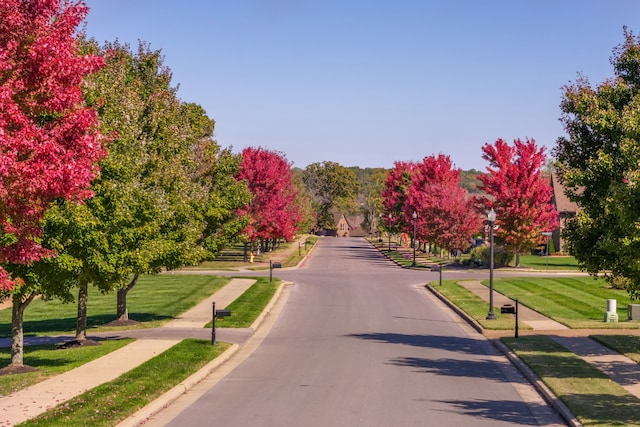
424 284 483 333
493 340 582 427
116 279 290 427
116 343 240 427
424 284 582 427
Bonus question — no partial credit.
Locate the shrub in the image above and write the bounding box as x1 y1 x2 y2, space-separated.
469 245 514 268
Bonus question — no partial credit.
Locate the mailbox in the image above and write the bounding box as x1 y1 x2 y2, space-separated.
215 309 232 319
271 262 282 268
500 304 515 314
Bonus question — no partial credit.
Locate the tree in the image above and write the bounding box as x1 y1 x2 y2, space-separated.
554 28 640 299
478 138 559 267
359 169 386 235
0 0 106 368
302 161 360 230
381 161 415 234
237 147 301 254
405 155 481 254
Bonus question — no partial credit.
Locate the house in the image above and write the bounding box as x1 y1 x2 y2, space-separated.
334 213 367 237
550 173 580 254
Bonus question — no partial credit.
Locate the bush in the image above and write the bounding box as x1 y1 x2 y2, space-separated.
469 245 514 268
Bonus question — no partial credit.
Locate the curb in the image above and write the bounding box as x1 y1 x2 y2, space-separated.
493 340 582 427
116 279 290 427
116 343 240 427
424 283 582 427
424 284 483 333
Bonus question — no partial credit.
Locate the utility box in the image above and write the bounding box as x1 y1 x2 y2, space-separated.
628 304 640 320
604 299 618 323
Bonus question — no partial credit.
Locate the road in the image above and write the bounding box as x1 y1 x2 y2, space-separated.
152 237 565 426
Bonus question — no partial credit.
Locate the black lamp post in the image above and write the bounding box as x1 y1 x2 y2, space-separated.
388 213 392 251
486 208 497 320
412 211 417 267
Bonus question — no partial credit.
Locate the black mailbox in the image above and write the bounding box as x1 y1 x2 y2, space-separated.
271 262 282 269
500 304 515 314
215 309 231 318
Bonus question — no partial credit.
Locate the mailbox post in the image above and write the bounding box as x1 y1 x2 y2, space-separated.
211 301 232 345
270 260 282 282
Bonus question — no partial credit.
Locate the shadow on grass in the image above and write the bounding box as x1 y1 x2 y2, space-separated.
0 313 172 337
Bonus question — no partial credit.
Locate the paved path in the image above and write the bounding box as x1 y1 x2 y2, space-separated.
0 278 256 427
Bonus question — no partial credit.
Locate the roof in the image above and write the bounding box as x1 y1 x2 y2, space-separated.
551 172 579 215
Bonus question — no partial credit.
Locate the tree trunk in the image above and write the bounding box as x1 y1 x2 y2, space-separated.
10 292 36 367
515 252 520 268
243 242 248 262
75 278 89 341
116 274 139 321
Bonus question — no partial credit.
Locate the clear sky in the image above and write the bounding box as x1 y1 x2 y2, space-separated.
82 1 639 171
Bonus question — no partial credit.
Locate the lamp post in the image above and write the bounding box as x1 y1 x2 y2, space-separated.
388 213 392 251
486 208 496 320
412 211 417 267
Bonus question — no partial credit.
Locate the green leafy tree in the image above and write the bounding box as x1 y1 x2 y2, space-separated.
302 161 360 230
554 28 640 299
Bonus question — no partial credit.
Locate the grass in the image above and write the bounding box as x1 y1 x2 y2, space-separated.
188 235 317 271
431 280 529 330
591 335 640 363
516 254 581 270
19 339 231 427
0 339 132 395
490 276 639 329
0 275 230 337
208 277 280 328
502 335 640 426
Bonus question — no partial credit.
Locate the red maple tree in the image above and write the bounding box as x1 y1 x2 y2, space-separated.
407 155 480 252
237 147 301 248
381 161 415 233
478 138 559 266
0 0 106 290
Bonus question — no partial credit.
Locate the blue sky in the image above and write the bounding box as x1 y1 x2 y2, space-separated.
82 1 639 171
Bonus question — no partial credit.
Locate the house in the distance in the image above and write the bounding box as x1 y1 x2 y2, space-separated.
550 173 580 254
334 213 367 237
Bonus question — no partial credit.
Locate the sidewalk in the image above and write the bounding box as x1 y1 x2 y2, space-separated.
455 280 640 401
0 278 257 426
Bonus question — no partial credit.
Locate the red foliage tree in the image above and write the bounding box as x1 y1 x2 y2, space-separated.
237 147 301 250
381 161 415 233
0 0 106 290
478 138 559 266
407 155 481 252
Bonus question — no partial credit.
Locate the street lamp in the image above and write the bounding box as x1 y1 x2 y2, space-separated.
412 211 417 267
486 208 496 320
388 213 392 251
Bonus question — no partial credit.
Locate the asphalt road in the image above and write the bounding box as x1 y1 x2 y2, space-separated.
155 237 565 427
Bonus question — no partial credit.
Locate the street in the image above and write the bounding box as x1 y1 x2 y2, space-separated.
153 237 564 426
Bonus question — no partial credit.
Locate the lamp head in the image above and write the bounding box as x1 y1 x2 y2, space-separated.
487 208 496 222
412 211 417 220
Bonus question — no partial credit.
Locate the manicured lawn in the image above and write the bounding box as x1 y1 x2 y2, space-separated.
591 335 640 363
0 275 230 337
490 277 639 329
0 339 132 395
503 336 640 426
208 277 280 328
19 339 231 427
432 280 529 330
516 254 580 270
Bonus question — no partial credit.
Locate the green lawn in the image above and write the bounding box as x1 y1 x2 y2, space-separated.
503 336 640 426
0 275 230 337
0 339 132 395
208 277 280 328
516 254 580 270
19 339 231 427
432 280 529 330
490 276 639 329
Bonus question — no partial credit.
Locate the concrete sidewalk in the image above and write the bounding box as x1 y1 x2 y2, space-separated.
0 278 257 427
456 280 640 401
